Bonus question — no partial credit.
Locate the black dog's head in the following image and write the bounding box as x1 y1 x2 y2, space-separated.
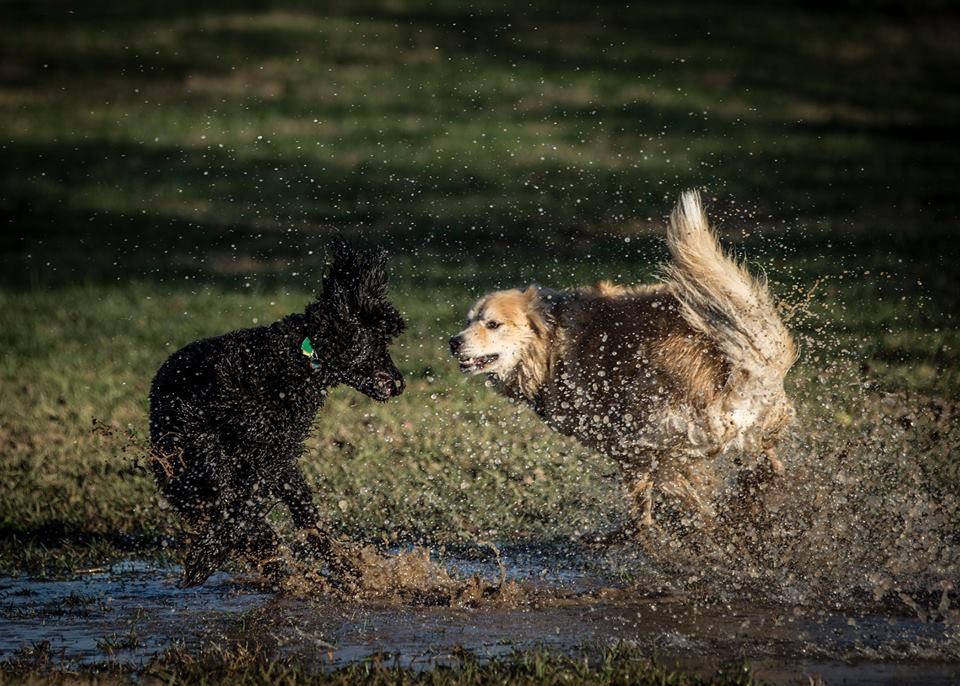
306 241 406 401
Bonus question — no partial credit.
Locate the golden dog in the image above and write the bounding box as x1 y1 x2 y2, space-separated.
449 191 796 535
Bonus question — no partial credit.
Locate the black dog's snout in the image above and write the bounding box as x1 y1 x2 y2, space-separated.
448 335 463 354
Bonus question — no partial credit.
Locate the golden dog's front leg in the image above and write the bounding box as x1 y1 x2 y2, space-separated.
628 471 655 528
658 464 717 534
764 447 785 476
579 467 658 548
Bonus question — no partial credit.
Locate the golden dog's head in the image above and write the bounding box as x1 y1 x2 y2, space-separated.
448 286 547 380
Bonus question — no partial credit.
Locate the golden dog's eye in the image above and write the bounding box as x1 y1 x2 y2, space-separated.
485 320 501 330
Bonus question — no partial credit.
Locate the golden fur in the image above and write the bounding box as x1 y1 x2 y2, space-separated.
450 191 796 533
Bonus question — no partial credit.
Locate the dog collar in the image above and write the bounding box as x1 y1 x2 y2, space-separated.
300 337 321 371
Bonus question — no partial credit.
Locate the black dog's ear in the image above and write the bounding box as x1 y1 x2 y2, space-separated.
325 281 352 320
321 240 390 308
305 279 351 323
319 238 356 303
359 249 389 302
329 234 352 266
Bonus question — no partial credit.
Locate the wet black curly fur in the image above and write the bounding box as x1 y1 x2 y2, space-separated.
148 242 405 587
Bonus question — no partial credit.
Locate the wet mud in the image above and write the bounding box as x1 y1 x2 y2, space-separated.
275 541 521 606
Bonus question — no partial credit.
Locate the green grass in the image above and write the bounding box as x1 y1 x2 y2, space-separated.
1 642 765 685
1 0 959 575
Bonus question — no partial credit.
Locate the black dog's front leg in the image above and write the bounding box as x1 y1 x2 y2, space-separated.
274 466 332 551
273 464 359 581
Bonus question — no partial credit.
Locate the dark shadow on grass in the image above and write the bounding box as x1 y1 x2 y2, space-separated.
1 133 957 298
0 525 172 563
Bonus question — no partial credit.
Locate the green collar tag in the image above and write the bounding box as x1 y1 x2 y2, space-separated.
301 337 321 371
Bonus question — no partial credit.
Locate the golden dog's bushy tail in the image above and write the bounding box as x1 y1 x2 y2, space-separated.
663 190 796 386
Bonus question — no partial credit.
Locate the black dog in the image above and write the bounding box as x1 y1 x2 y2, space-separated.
149 243 405 587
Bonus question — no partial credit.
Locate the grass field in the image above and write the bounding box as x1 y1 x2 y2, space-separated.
1 0 959 581
1 643 766 686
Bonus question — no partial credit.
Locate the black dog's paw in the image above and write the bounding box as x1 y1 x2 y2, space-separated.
178 541 228 588
178 563 213 588
178 559 215 588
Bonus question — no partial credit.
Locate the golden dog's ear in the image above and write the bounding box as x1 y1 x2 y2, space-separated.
527 313 544 338
522 286 548 338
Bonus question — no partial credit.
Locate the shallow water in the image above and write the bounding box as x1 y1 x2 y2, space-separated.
1 552 957 685
0 561 269 664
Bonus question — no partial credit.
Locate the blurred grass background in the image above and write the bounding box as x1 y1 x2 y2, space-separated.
1 0 958 572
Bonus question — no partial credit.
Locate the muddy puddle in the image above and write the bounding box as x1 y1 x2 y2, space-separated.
1 549 958 685
0 561 270 664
